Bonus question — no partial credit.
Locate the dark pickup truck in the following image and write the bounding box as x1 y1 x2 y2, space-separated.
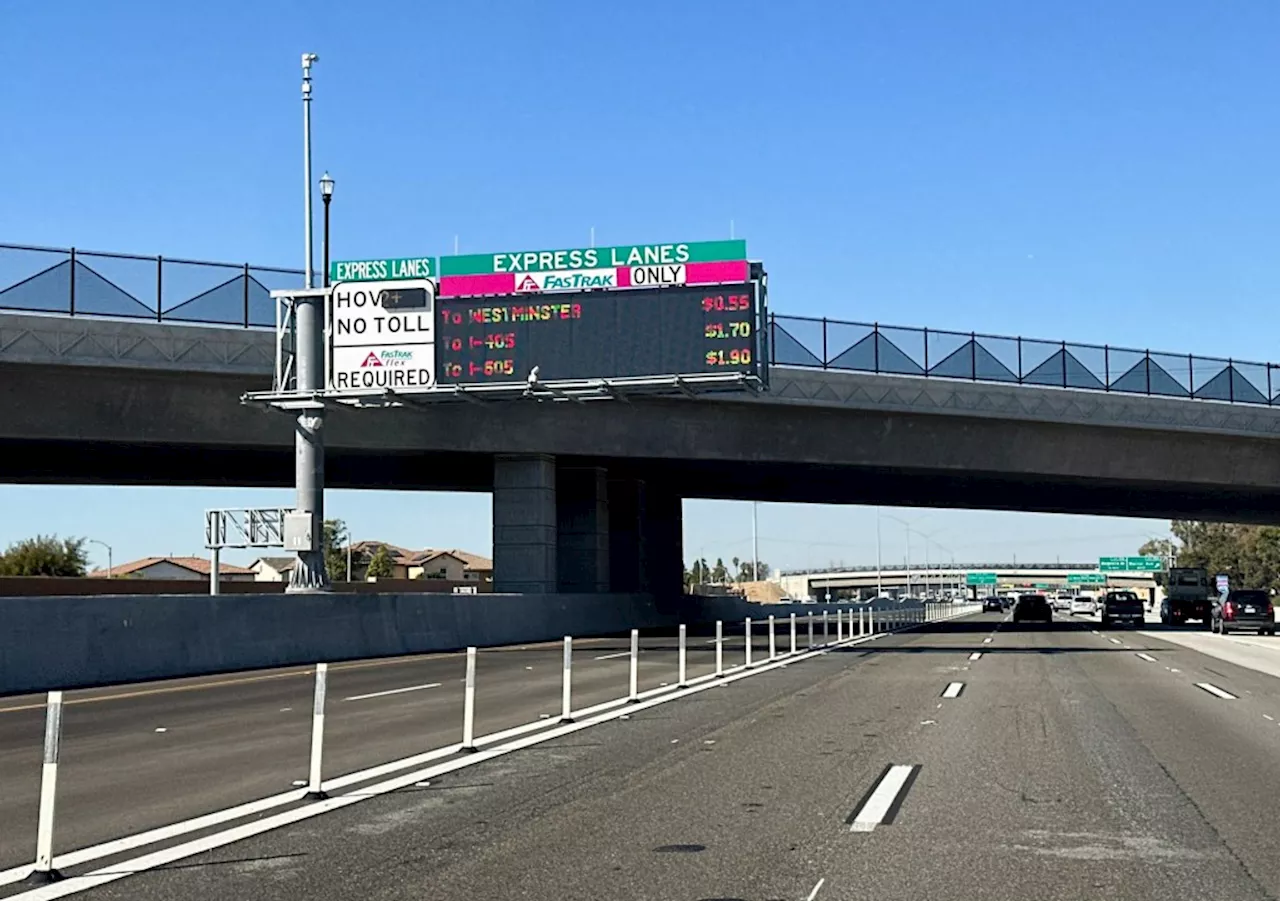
1101 590 1145 628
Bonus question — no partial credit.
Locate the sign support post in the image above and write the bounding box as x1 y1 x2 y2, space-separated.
288 290 329 592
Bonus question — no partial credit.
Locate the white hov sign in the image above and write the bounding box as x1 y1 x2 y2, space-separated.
328 279 436 393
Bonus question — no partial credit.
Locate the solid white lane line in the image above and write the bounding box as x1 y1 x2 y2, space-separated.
849 765 917 833
806 877 826 900
593 651 631 660
344 682 441 702
1136 653 1157 662
968 652 982 661
1196 682 1238 700
942 682 964 699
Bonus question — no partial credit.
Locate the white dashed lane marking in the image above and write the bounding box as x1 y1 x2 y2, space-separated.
1196 682 1238 701
942 682 964 699
848 765 920 833
968 652 982 661
344 683 442 702
1136 653 1156 662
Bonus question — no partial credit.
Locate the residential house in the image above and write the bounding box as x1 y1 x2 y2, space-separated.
89 556 256 581
406 549 494 584
343 541 493 585
250 557 297 582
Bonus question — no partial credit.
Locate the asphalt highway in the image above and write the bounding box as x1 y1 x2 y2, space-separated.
21 608 1280 901
0 611 875 875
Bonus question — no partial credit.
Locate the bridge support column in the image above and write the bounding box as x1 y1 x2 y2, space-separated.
557 465 610 593
641 488 684 598
607 477 647 592
493 454 557 593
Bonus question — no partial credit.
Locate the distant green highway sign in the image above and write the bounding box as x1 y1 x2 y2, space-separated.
965 572 998 586
1099 556 1162 572
1068 573 1108 585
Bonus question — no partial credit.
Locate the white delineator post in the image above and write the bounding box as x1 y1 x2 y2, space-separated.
807 612 814 649
768 615 776 659
306 663 328 799
745 618 753 667
28 691 64 884
860 607 865 636
837 610 845 642
823 610 829 643
462 647 478 748
628 629 639 702
715 620 724 677
678 624 688 688
561 637 574 722
789 613 797 654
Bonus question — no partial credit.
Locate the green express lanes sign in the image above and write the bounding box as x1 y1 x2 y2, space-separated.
331 257 435 283
438 240 748 297
965 572 998 586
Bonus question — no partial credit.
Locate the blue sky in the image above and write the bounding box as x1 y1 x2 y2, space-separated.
2 1 1274 572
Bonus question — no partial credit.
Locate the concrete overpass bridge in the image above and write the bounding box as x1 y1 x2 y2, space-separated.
4 242 1280 597
776 563 1160 601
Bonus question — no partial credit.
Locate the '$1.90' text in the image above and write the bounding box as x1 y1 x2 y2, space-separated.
706 349 752 367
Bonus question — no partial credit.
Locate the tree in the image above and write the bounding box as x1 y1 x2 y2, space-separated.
731 556 741 580
0 535 89 576
1161 520 1280 594
1138 537 1177 561
323 519 350 582
366 544 396 579
712 557 728 584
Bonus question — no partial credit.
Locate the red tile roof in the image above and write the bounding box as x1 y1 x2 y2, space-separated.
88 556 255 578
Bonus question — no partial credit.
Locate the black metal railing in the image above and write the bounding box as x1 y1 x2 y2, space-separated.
0 242 304 328
769 314 1280 406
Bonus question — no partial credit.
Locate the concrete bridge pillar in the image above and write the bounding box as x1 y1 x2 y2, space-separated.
493 454 557 593
556 465 610 592
642 488 684 598
607 477 647 592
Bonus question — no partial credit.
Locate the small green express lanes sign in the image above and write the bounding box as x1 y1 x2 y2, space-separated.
330 257 435 283
965 572 998 586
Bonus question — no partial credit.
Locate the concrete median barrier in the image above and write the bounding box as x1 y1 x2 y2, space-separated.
0 593 930 694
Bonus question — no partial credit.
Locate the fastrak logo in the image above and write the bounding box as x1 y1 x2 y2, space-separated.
361 352 382 367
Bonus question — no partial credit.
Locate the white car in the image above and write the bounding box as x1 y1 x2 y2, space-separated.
1070 595 1098 616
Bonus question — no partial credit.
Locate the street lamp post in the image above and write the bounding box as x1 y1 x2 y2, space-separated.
751 501 759 581
301 53 318 289
875 507 883 598
320 172 334 288
87 539 112 578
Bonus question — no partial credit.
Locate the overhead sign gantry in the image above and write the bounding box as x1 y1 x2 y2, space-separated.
247 237 768 407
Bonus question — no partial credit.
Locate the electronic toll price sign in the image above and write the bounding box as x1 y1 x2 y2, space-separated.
434 280 764 387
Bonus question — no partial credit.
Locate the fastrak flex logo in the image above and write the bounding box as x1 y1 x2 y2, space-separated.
361 350 413 367
516 275 540 292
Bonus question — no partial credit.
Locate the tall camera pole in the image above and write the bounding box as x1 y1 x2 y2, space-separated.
289 52 329 592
